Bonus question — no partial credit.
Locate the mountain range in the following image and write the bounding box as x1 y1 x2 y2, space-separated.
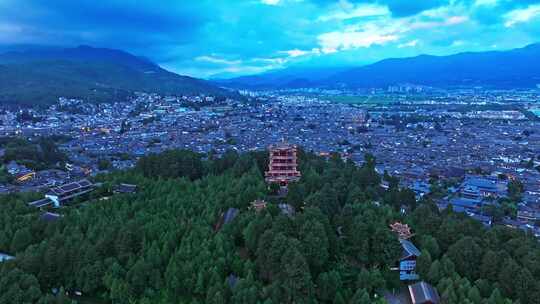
2 43 539 107
217 43 540 90
0 45 233 106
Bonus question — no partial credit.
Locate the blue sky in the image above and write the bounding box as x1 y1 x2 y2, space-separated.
0 0 539 78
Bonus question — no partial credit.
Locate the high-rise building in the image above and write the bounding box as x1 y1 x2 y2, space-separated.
265 142 301 186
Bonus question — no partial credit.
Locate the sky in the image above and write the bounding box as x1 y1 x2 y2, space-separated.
0 0 539 78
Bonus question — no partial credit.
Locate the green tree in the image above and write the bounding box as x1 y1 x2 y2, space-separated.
479 250 499 282
316 271 342 302
10 227 32 253
447 237 482 278
417 250 432 279
350 289 371 304
427 260 442 284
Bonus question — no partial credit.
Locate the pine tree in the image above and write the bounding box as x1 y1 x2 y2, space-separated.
427 260 442 284
488 288 505 304
417 249 432 279
333 291 346 304
350 289 371 304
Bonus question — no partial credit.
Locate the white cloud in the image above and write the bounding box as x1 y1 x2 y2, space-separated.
280 49 310 57
195 56 242 65
474 0 498 7
398 39 419 48
314 2 470 55
451 40 465 47
318 24 399 53
252 57 288 65
278 48 321 58
318 3 390 22
504 4 540 27
261 0 280 5
446 16 468 25
407 16 468 31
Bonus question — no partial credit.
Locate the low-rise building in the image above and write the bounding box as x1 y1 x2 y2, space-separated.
399 239 421 281
0 253 14 263
408 281 441 304
114 183 138 194
517 205 540 223
45 179 95 207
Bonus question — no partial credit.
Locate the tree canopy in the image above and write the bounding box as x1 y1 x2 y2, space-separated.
0 149 538 303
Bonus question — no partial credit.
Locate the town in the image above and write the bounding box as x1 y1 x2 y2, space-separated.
1 88 539 238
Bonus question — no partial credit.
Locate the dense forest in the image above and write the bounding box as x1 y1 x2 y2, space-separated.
1 149 539 303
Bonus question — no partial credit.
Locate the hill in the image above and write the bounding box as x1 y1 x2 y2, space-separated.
221 43 540 90
0 45 234 106
0 149 537 303
329 43 540 89
213 66 349 90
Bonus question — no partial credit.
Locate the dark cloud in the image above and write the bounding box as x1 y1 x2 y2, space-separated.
310 0 450 17
0 0 208 48
0 0 538 77
377 0 449 17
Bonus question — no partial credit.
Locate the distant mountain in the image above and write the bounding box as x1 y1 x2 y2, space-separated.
213 67 350 89
220 44 540 90
0 45 233 106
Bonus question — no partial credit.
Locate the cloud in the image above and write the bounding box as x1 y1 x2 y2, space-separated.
0 0 539 77
398 39 419 48
280 49 311 57
0 0 206 50
261 0 281 5
450 40 466 47
279 48 323 58
311 0 450 17
317 3 390 21
474 0 498 7
195 56 242 65
318 25 399 53
382 0 449 17
504 4 540 27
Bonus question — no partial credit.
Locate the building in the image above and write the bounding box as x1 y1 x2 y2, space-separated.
250 199 268 212
446 197 482 213
114 183 138 194
215 208 239 231
45 179 95 208
517 206 540 223
408 281 440 304
0 253 14 263
6 161 24 175
460 176 507 199
390 222 414 239
278 203 295 217
40 212 62 222
399 239 421 281
469 213 493 227
15 171 36 183
6 161 36 183
265 142 301 186
411 181 431 199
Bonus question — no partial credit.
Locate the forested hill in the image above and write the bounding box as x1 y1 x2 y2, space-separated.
1 149 539 303
0 45 234 107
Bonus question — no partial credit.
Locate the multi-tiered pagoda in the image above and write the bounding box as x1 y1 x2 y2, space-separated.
265 142 301 186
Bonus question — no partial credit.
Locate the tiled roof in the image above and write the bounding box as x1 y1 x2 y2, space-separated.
400 239 421 259
408 281 440 304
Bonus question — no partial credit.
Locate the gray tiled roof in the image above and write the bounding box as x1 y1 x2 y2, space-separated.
408 281 440 304
400 239 421 259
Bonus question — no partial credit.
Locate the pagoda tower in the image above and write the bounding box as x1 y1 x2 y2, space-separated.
265 141 301 186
